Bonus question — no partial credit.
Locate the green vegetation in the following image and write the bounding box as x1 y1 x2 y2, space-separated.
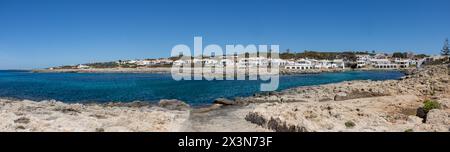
442 38 449 56
86 62 119 68
392 52 408 58
344 121 356 128
414 54 429 59
279 50 366 61
404 129 414 132
423 100 441 113
55 65 77 69
119 63 138 68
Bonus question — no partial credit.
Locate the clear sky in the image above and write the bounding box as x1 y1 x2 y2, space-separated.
0 0 449 69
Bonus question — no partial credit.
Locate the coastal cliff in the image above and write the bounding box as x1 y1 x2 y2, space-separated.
244 65 450 132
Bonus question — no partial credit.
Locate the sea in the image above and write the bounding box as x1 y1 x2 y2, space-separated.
0 70 404 105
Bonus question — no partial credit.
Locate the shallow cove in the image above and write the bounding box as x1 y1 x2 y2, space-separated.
0 70 404 105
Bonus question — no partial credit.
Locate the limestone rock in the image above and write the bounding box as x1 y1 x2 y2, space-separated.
426 109 449 125
213 98 235 105
158 99 190 111
407 115 423 124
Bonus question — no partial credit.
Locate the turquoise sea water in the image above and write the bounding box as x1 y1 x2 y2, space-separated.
0 70 404 105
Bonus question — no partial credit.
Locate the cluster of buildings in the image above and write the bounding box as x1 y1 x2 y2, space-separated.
355 54 448 69
283 54 448 70
172 56 287 68
117 58 174 66
283 59 345 70
170 56 346 70
71 53 448 70
355 54 420 69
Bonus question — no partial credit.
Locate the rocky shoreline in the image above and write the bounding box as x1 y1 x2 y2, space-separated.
241 65 450 132
2 65 449 132
0 99 192 132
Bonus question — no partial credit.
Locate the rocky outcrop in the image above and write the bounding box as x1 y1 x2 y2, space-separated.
246 95 450 132
334 91 387 101
158 99 190 111
213 98 235 105
245 112 308 132
426 109 449 125
244 65 450 132
0 99 189 132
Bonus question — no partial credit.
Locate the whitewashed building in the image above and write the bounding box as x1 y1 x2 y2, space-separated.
371 59 397 69
331 59 345 69
315 60 333 69
136 60 156 66
77 64 90 69
356 55 372 68
394 58 411 68
285 59 314 70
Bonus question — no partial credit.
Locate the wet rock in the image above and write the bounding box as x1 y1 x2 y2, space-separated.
158 99 190 111
14 117 30 124
344 121 356 128
95 128 105 132
213 98 235 105
234 97 250 105
245 112 266 126
253 93 262 97
426 109 449 125
416 107 427 119
191 104 222 113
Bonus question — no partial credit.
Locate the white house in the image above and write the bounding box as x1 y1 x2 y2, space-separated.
136 60 156 66
285 59 314 70
269 58 289 66
157 58 173 64
237 57 269 68
315 60 332 69
371 59 397 69
203 59 218 66
331 59 345 69
127 60 138 64
173 60 186 66
77 64 90 69
394 58 411 68
220 59 235 66
356 55 372 68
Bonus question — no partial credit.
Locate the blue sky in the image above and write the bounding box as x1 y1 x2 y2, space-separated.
0 0 449 69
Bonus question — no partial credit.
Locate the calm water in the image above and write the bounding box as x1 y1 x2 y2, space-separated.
0 70 404 105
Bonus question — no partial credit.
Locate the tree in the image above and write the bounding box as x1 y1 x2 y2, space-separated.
442 38 450 56
392 52 407 58
415 54 429 59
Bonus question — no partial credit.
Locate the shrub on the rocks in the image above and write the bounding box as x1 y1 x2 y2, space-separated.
345 121 355 128
423 100 441 113
404 129 414 132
